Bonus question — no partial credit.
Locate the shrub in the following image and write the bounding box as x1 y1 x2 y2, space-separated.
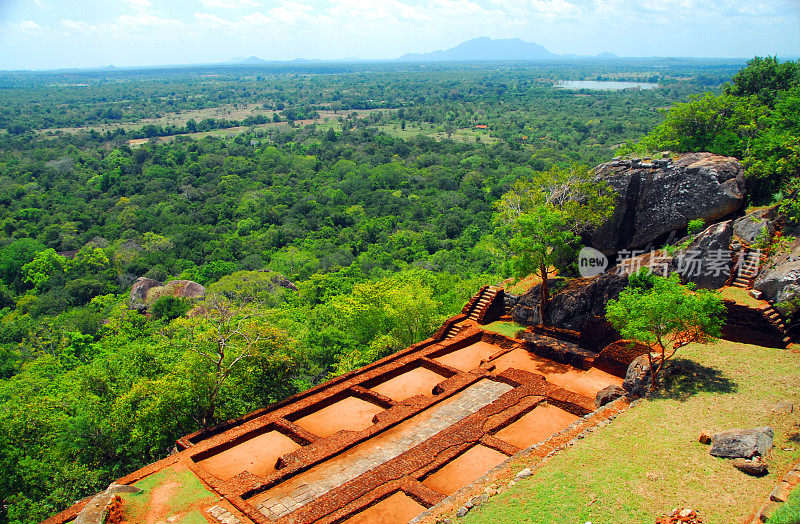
150 296 192 320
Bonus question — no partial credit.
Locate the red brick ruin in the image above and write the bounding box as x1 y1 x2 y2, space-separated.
44 286 642 524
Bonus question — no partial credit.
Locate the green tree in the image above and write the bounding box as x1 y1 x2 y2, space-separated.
494 164 614 323
164 296 293 427
605 272 725 391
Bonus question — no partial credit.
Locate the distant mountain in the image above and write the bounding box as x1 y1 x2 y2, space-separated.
595 51 620 59
399 37 558 62
232 56 269 65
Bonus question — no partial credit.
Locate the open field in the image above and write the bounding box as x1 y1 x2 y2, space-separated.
376 123 500 144
39 106 380 137
463 339 800 524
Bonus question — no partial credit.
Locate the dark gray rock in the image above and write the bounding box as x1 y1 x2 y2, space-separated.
622 354 652 395
732 456 769 476
671 220 734 289
512 271 629 330
754 238 800 315
129 277 164 312
259 269 299 291
733 208 776 244
595 384 626 407
710 427 774 459
587 152 745 255
503 292 520 311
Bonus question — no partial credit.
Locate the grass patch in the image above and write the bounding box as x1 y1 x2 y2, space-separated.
718 286 766 309
483 321 526 339
120 465 216 522
767 487 800 524
465 339 800 524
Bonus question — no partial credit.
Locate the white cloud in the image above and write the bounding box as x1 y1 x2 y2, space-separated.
17 20 44 34
199 0 261 8
268 3 314 24
194 10 279 32
124 0 152 11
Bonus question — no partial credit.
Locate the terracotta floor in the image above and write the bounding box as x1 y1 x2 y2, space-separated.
421 444 509 495
432 341 498 372
489 347 622 397
341 492 426 524
292 396 385 438
493 403 579 449
248 380 513 518
197 430 301 480
370 366 449 402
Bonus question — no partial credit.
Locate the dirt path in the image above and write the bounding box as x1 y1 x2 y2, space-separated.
144 481 180 524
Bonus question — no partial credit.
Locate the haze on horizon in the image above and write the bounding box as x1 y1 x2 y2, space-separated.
0 0 798 70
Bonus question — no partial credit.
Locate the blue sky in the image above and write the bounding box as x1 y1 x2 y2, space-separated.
0 0 798 69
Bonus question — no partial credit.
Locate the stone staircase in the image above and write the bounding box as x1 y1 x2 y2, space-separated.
731 247 764 290
464 286 501 322
442 324 467 339
760 303 792 347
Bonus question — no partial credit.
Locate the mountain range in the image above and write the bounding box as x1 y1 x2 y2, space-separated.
398 37 619 62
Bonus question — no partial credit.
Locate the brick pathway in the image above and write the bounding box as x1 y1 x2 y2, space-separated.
254 380 514 519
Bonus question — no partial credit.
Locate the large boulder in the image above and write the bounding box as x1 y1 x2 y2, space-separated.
733 207 776 244
710 427 774 459
753 238 800 313
129 277 164 312
671 220 734 289
160 280 206 300
130 277 206 313
512 271 629 331
588 153 745 255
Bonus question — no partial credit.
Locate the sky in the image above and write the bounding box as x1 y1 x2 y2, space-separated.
0 0 798 70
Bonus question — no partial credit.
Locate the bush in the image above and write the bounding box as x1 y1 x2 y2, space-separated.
196 260 238 285
150 296 192 320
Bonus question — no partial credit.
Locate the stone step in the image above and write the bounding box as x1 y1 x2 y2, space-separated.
784 336 792 345
732 282 749 289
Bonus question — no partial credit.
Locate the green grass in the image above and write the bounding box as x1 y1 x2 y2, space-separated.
718 286 766 308
768 487 800 524
483 321 526 339
465 340 800 524
120 465 216 522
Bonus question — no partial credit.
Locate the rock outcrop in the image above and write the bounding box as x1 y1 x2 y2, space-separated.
129 277 164 312
588 153 745 255
512 271 629 332
733 207 776 244
671 220 734 289
754 238 800 313
129 277 206 312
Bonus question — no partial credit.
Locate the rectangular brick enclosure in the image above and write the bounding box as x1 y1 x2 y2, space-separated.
43 288 634 524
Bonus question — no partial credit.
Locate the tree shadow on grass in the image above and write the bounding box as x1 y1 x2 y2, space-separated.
654 358 738 401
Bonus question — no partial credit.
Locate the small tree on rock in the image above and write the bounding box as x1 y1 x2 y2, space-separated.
605 272 725 391
494 164 615 324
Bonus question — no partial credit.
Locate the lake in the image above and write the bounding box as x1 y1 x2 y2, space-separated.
556 80 659 91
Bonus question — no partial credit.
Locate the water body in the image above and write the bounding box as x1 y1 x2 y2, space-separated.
556 80 659 91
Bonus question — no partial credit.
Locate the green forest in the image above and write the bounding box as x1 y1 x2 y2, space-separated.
0 57 798 523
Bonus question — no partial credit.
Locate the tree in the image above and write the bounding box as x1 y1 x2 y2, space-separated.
605 272 725 391
495 164 614 323
165 295 275 427
726 56 800 105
